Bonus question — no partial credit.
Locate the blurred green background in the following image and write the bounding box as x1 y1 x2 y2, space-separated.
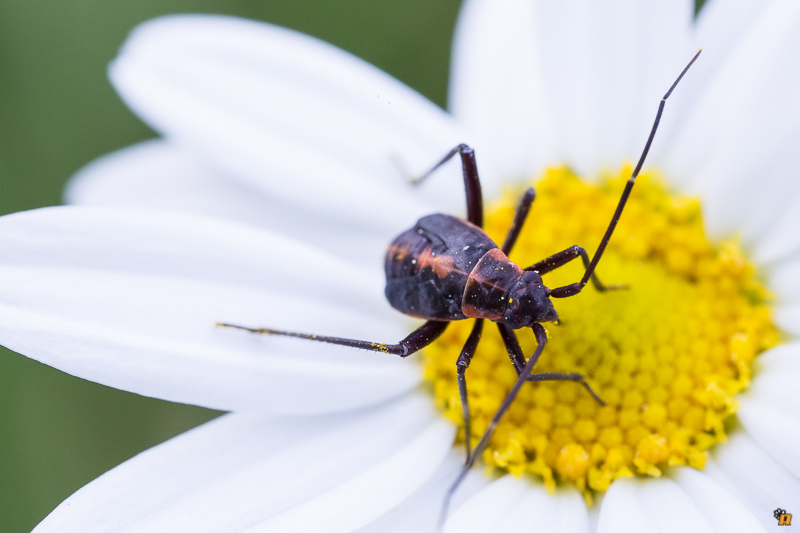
0 0 705 530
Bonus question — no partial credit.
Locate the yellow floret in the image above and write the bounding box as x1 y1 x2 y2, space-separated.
422 166 777 501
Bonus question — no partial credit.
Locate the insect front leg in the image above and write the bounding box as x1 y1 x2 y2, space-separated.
217 319 448 357
455 319 483 464
527 372 605 405
526 245 626 295
408 144 484 228
498 323 604 405
497 323 526 374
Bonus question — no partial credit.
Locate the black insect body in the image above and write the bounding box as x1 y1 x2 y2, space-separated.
219 50 701 523
385 213 558 326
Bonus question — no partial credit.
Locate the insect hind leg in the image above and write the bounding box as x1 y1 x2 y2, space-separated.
217 319 448 357
406 144 484 228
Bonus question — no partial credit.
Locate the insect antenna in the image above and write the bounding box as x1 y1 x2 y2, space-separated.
437 49 702 529
550 49 702 299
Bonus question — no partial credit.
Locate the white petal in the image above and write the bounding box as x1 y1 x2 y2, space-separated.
596 478 648 533
499 482 589 533
34 393 455 533
534 0 694 177
443 475 527 532
753 169 800 264
597 477 714 533
690 74 800 247
354 450 489 533
66 140 388 263
0 207 418 414
588 492 603 533
706 431 800 531
0 206 389 315
444 475 588 533
763 239 800 303
449 0 559 184
693 0 769 82
111 15 469 229
628 0 697 169
687 0 800 254
773 303 800 337
754 340 800 372
664 0 800 191
242 417 455 532
745 342 800 418
738 398 800 480
672 466 766 533
667 0 770 153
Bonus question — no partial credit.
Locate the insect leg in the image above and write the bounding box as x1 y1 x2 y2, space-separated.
527 372 605 405
526 245 626 292
410 144 483 228
497 325 604 405
456 319 484 463
497 323 526 374
439 323 548 528
501 188 536 255
553 50 701 300
217 319 448 357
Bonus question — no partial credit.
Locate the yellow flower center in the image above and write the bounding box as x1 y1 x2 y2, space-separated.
422 166 779 502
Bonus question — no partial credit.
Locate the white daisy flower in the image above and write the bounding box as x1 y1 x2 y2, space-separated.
4 0 800 531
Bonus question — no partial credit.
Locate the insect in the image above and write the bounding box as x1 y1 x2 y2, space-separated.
219 49 701 523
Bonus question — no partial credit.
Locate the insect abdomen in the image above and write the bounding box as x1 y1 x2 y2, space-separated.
384 214 497 320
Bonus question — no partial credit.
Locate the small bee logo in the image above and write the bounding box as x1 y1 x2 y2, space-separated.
775 508 793 526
